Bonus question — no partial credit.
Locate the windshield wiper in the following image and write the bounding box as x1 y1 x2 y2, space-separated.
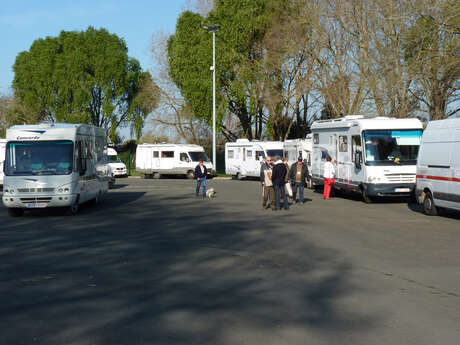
31 170 56 175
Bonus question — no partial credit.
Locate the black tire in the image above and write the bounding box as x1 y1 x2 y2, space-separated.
423 191 438 216
152 172 161 179
362 187 373 203
236 172 243 180
8 208 24 217
186 170 194 179
66 197 79 216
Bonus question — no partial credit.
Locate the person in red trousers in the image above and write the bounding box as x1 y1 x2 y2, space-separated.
323 156 335 199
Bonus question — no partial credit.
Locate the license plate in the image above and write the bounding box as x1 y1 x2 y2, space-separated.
26 203 47 208
394 188 410 193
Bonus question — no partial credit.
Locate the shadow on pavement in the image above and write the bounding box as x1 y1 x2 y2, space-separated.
0 187 379 344
407 202 460 220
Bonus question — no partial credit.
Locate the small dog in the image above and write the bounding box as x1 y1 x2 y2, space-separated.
206 188 216 198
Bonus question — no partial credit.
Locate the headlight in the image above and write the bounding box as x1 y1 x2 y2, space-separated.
56 184 72 194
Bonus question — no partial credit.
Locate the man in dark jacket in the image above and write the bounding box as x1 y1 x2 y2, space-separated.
289 157 309 204
272 156 289 210
194 159 208 197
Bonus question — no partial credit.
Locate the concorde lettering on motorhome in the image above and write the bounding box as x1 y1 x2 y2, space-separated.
136 143 214 179
225 139 284 179
416 117 460 216
311 116 423 202
2 123 109 217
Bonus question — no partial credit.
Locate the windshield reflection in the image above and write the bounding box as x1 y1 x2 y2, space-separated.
363 130 422 165
188 152 210 162
5 141 73 176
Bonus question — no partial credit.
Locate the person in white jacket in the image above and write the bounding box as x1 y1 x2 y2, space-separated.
323 156 335 199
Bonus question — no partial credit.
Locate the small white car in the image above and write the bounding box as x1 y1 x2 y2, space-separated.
107 147 127 178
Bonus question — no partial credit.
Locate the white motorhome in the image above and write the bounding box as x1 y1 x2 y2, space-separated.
284 135 313 185
311 116 423 202
416 117 460 215
225 139 284 179
0 139 7 186
107 147 127 178
136 143 214 179
2 123 109 216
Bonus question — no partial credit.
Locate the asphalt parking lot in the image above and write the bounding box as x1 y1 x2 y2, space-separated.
1 178 459 345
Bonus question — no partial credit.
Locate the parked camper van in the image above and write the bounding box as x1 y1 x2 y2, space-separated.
136 144 214 179
416 117 460 215
0 139 7 186
225 139 284 179
2 123 109 216
107 147 127 178
311 116 423 202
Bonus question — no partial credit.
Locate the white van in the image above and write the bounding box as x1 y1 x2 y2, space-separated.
107 147 127 178
0 139 7 186
311 116 423 202
225 139 284 179
136 143 214 179
2 123 109 216
416 117 460 215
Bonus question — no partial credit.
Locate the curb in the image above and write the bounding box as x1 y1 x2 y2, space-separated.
127 175 142 179
213 177 232 180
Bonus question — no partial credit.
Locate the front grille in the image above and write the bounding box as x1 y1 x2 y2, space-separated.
20 197 52 204
385 173 415 183
17 188 55 193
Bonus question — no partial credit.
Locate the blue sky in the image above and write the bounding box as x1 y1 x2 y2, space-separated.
0 0 187 94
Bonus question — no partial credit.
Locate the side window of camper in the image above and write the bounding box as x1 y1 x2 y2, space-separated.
153 151 159 158
339 136 348 152
351 135 362 161
161 151 174 158
255 151 264 160
247 150 252 159
313 134 319 144
228 150 234 159
180 153 189 162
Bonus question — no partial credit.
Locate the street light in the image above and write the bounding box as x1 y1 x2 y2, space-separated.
204 25 220 174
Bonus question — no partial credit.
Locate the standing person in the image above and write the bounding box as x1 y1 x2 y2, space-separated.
272 156 289 210
260 156 275 210
289 157 309 204
282 157 292 202
194 159 207 197
323 156 335 200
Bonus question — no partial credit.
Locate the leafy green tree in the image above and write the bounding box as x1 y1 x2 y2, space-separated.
167 0 277 140
12 27 159 140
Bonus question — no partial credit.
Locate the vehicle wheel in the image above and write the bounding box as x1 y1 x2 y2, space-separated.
236 172 243 180
186 170 194 179
8 208 24 217
152 172 161 179
423 191 438 216
66 198 79 216
362 187 373 203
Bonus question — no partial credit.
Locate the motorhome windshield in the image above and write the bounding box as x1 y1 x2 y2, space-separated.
266 149 284 158
5 140 73 176
363 129 422 165
188 151 210 162
108 155 122 163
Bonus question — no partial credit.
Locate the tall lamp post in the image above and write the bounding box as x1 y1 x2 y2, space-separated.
204 25 220 174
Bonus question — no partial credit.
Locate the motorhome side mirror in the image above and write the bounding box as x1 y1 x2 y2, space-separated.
354 152 362 169
259 156 264 162
79 158 87 175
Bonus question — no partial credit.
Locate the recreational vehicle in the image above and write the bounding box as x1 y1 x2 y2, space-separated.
416 117 460 215
135 143 214 179
0 139 7 186
2 123 109 216
311 116 423 202
225 139 284 179
107 147 127 178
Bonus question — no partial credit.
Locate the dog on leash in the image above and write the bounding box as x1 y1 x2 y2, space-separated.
206 188 216 198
